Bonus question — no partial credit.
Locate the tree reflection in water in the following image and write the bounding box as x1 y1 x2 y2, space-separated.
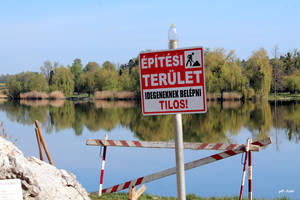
0 100 299 144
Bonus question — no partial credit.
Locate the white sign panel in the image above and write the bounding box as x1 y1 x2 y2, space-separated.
0 179 23 200
139 47 207 115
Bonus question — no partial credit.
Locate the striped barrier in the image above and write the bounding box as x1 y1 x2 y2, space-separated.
86 139 260 152
101 137 271 194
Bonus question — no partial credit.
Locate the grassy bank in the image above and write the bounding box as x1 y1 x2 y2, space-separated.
90 193 290 200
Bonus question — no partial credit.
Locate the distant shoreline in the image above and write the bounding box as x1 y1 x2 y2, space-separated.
1 91 300 101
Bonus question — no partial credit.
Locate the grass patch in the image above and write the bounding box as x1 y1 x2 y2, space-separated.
67 93 91 98
269 92 300 101
89 193 290 200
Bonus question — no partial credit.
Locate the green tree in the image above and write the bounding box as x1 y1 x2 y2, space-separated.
280 50 300 75
93 65 119 91
83 62 100 72
50 67 74 96
24 72 48 92
244 48 272 98
7 72 48 98
70 58 83 93
129 66 140 94
79 71 98 96
102 61 116 71
205 49 247 98
101 68 119 91
118 57 140 94
283 69 300 94
7 76 22 98
205 48 227 94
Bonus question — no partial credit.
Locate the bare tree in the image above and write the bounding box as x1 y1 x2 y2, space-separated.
40 61 59 83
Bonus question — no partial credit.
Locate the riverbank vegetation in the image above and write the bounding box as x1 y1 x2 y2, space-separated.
2 48 300 100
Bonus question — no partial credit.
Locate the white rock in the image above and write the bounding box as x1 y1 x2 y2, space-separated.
0 137 91 200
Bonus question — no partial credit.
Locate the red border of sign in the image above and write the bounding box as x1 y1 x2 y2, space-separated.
139 46 207 115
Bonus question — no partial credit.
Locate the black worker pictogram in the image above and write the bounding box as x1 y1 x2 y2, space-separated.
186 52 201 67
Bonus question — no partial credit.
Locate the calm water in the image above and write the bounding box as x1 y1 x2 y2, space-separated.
0 99 299 199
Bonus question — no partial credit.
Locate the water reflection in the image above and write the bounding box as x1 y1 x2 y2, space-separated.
271 101 300 143
0 100 299 144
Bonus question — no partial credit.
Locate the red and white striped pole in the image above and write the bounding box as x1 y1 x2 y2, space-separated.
248 138 253 200
239 138 250 200
98 134 108 196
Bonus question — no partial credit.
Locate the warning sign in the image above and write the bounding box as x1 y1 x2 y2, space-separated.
139 47 207 115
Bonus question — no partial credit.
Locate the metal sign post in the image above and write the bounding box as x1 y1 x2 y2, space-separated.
174 113 186 200
138 24 206 199
169 25 186 200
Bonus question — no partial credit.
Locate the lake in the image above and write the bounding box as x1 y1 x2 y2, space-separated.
0 99 299 199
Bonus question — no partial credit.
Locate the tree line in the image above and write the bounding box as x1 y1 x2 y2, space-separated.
4 47 300 99
6 58 139 99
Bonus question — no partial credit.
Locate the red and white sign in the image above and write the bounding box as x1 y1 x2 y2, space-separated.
139 47 207 115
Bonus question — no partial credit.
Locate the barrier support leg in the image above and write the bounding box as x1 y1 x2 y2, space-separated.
239 138 250 200
98 134 108 196
248 138 253 200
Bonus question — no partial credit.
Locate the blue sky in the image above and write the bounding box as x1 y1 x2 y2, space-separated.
1 0 299 74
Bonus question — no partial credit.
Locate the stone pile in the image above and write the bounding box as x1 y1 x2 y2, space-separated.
0 137 90 200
